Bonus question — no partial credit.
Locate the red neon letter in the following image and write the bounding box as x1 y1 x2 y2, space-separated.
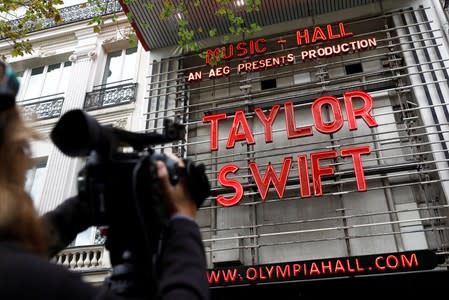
344 90 378 130
222 45 234 60
226 110 255 149
311 150 337 196
334 260 346 273
255 38 267 54
386 255 399 269
255 105 279 143
249 157 292 200
312 95 344 134
217 164 244 207
296 28 310 45
203 113 227 151
339 22 353 38
236 41 248 57
276 265 291 278
340 146 371 191
284 101 313 139
312 26 327 43
401 253 418 268
297 154 311 198
246 267 258 281
205 48 222 65
375 256 386 270
327 24 341 40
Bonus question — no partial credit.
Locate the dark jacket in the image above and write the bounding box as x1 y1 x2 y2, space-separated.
0 198 209 300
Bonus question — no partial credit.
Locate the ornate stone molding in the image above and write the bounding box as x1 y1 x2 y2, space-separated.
113 118 128 129
87 50 97 61
68 53 78 62
9 0 122 33
68 48 97 63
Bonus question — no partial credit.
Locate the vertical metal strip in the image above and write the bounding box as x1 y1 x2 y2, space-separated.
418 5 449 101
399 10 449 165
164 59 172 119
408 8 449 123
153 60 163 130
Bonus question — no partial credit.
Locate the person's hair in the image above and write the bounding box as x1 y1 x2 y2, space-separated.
0 106 48 255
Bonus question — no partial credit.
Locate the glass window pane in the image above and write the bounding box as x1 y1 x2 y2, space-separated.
125 47 137 55
74 227 95 246
24 67 44 99
102 50 122 86
58 61 72 93
122 47 137 81
15 71 24 99
25 160 47 207
41 63 61 96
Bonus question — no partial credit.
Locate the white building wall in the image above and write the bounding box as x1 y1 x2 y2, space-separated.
0 6 151 247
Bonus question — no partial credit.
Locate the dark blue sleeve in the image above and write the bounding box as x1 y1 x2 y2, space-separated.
158 219 210 300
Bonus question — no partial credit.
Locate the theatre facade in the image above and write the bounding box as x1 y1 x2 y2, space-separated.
121 0 449 296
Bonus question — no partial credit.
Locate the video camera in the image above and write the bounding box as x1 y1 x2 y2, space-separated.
50 109 210 299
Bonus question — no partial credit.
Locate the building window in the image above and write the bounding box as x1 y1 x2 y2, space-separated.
20 62 72 100
345 63 363 75
25 159 47 207
261 78 277 90
294 72 311 85
102 47 137 86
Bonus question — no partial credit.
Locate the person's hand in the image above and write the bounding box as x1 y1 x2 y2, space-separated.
156 153 197 219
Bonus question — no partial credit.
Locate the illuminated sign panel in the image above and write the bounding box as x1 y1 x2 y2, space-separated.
203 90 377 206
197 21 382 206
207 250 440 286
188 22 377 82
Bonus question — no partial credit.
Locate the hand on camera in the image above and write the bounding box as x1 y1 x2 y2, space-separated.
156 153 197 219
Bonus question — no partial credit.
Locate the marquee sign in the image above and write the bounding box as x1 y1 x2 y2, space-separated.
188 22 377 82
203 90 377 206
207 250 440 286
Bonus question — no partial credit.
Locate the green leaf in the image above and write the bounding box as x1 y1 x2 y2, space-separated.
209 28 217 37
160 0 175 19
216 7 227 16
144 2 154 10
178 19 188 27
127 31 138 48
126 11 134 23
34 22 43 30
234 16 244 26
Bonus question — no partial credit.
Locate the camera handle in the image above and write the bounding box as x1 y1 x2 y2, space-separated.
151 153 210 208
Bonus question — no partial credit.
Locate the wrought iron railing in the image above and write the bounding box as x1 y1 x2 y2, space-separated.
8 0 122 33
20 95 64 121
84 82 137 111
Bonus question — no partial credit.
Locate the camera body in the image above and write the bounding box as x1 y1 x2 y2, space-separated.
79 150 188 228
51 109 210 298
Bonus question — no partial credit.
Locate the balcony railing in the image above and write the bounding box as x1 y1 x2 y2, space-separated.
84 82 137 111
20 95 64 121
8 0 122 33
52 245 111 272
